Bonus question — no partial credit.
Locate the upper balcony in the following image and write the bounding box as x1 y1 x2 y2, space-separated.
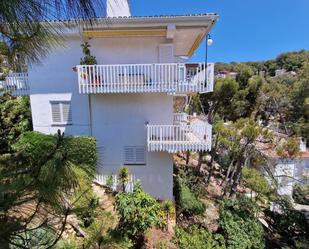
147 113 212 153
76 62 214 95
0 73 30 96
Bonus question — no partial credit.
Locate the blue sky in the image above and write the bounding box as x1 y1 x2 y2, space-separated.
130 0 309 63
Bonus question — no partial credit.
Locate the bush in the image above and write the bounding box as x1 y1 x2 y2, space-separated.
219 196 265 249
176 180 205 215
56 239 78 249
265 197 309 248
65 136 97 169
115 181 163 241
173 225 226 249
292 184 309 205
0 94 32 153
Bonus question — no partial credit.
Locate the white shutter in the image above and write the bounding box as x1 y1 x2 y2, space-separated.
50 101 72 125
51 102 61 123
62 102 72 124
124 146 146 165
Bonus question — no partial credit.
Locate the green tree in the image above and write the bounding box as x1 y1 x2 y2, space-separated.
241 167 271 199
219 197 265 249
0 94 32 153
161 200 175 231
118 167 129 192
115 182 163 245
0 131 97 248
0 0 101 67
219 119 272 197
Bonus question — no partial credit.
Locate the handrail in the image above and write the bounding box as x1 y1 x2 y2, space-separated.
0 72 29 96
76 62 214 94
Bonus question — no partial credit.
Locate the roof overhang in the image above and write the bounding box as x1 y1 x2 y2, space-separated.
50 14 219 57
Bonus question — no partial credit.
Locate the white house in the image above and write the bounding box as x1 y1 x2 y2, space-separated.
257 135 309 197
2 0 218 200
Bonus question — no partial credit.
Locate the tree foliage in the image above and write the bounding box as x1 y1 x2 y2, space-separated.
0 94 32 153
173 225 226 249
115 182 163 243
219 197 265 249
242 167 271 197
0 131 97 248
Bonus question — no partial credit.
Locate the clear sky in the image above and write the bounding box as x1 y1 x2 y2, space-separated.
130 0 309 63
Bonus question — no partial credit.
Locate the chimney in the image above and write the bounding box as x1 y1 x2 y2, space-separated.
299 137 307 152
106 0 131 17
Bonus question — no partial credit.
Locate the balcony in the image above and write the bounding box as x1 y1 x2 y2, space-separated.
0 73 30 96
147 113 212 153
76 63 214 94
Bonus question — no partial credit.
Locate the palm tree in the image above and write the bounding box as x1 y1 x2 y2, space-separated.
118 167 129 192
161 200 175 232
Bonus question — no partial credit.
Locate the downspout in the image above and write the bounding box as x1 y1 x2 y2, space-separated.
88 94 93 136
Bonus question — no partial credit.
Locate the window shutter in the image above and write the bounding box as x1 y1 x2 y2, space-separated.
51 102 61 123
50 101 72 125
62 102 72 124
124 147 135 164
135 147 146 164
124 146 146 165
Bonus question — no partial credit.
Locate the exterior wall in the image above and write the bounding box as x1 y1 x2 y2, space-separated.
274 158 309 196
92 93 174 199
29 35 175 199
29 36 91 135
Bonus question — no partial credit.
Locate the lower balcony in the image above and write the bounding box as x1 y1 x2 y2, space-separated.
0 73 29 96
76 62 214 94
147 114 212 153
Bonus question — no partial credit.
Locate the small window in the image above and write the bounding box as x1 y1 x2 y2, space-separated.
50 101 72 125
124 146 146 165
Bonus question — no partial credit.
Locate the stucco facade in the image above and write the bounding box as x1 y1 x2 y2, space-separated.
28 12 218 200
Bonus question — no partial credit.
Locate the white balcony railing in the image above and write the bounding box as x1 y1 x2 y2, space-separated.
0 73 30 96
147 117 212 153
76 63 214 94
95 173 136 193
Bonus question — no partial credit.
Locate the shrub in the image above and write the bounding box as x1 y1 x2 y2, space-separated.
0 94 32 153
218 196 265 249
292 184 309 205
265 197 309 248
177 180 205 215
65 136 97 170
115 181 163 241
56 239 78 249
173 225 226 249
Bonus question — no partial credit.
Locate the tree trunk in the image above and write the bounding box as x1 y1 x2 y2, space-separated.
222 162 238 197
185 151 190 165
220 159 234 187
197 151 204 173
205 132 220 187
229 165 242 198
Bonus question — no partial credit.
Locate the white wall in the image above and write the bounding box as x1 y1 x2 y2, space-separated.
29 34 176 199
92 93 174 199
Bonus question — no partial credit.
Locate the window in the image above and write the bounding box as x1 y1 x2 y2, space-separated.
124 146 146 165
50 101 72 125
